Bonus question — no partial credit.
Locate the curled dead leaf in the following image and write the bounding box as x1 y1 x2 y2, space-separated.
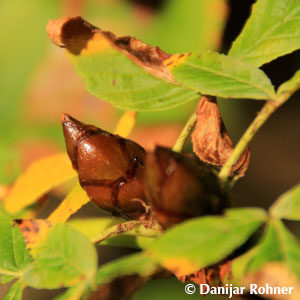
47 16 173 81
192 96 250 177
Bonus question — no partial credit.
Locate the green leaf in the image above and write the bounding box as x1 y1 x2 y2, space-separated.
2 280 23 300
270 183 300 220
23 223 97 289
165 51 275 100
70 49 199 111
246 220 300 279
278 70 300 98
54 282 87 300
229 0 300 67
147 208 266 276
0 209 31 278
0 274 15 284
68 218 156 249
231 246 260 285
95 253 158 285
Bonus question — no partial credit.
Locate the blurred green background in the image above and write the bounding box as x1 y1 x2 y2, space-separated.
1 0 300 299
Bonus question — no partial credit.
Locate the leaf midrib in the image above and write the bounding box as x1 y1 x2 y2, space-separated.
236 0 298 58
181 60 274 98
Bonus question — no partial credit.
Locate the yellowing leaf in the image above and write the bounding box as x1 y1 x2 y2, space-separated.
4 153 76 214
114 111 137 138
48 182 90 224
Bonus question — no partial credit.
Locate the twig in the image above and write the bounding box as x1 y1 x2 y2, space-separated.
90 220 162 244
172 112 197 153
219 96 287 187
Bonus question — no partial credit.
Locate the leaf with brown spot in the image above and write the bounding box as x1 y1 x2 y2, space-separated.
46 16 199 111
16 219 51 249
192 96 250 177
47 17 275 111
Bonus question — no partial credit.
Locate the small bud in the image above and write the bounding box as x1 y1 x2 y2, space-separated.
145 146 226 229
62 114 147 219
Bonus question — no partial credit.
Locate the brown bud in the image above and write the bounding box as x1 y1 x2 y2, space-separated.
62 114 147 219
144 146 226 229
192 96 250 177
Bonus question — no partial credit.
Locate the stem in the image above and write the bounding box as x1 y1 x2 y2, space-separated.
219 99 283 186
90 220 162 244
172 113 197 152
0 268 23 277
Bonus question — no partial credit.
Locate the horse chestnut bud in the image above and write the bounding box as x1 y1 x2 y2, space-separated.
144 147 226 229
62 114 147 219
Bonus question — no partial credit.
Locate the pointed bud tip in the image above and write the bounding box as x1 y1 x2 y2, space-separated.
61 112 71 123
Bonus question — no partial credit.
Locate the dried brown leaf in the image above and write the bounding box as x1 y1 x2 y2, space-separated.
192 96 250 177
46 16 173 81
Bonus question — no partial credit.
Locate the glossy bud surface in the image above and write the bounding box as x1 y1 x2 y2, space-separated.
62 114 147 219
145 147 226 229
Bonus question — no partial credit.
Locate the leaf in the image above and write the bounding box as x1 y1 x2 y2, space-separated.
54 282 87 300
145 0 228 53
147 208 266 276
47 17 199 111
95 253 158 285
48 181 90 224
68 218 156 249
192 96 250 176
270 183 300 220
16 219 51 249
164 51 276 100
114 111 137 138
278 70 300 98
0 274 15 284
0 209 31 278
23 223 97 289
231 246 260 285
246 219 300 279
229 0 300 67
4 153 76 214
2 280 23 300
